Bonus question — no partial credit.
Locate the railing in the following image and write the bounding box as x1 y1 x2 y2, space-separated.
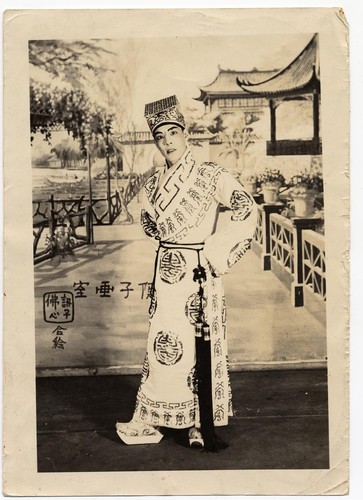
115 131 154 144
252 203 325 307
267 139 322 156
254 206 263 247
270 214 294 274
33 168 155 265
89 197 112 225
33 193 125 262
252 203 284 271
302 229 326 301
33 222 49 263
85 181 141 226
123 176 142 206
33 197 91 265
110 191 122 224
112 168 154 219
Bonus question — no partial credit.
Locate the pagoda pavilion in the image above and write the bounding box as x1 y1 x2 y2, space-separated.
238 34 321 156
195 67 278 122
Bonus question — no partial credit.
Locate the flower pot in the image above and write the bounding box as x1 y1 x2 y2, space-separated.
242 180 257 195
292 191 317 217
262 182 281 203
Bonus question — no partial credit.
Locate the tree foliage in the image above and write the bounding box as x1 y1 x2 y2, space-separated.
187 109 260 174
34 152 52 167
50 138 84 169
30 82 113 149
216 113 259 171
29 39 115 146
29 40 114 87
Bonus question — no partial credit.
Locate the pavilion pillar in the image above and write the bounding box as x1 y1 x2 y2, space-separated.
269 99 277 155
313 91 320 153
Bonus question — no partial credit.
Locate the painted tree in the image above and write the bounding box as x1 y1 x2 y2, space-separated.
216 113 259 175
186 107 260 177
29 40 115 87
30 83 114 153
92 40 150 223
95 40 145 180
29 39 116 145
50 138 84 169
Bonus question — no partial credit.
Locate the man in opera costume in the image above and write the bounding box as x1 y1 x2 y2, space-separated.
116 95 257 451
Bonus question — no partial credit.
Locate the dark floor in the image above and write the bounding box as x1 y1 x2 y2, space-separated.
36 369 330 472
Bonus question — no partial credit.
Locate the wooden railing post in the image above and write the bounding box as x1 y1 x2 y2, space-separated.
261 203 284 270
107 163 112 225
86 205 94 244
49 194 55 213
302 229 326 301
48 195 56 257
105 130 112 225
86 146 94 241
290 217 323 307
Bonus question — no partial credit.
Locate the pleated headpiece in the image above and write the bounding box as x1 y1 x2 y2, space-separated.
145 95 185 135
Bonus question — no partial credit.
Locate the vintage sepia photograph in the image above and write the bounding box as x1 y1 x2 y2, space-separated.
31 31 328 471
3 7 349 496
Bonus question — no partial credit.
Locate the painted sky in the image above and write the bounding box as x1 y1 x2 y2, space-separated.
106 33 314 128
30 32 315 153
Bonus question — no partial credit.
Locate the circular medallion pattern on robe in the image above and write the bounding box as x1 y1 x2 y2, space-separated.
159 249 186 284
154 331 183 366
185 292 207 324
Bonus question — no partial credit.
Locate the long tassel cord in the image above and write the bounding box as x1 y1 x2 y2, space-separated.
193 250 228 452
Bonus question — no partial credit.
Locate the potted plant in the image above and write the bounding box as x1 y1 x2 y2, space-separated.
289 169 324 217
46 221 77 263
258 168 286 203
240 173 258 195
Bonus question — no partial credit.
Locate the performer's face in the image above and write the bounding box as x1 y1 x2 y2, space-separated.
153 124 187 166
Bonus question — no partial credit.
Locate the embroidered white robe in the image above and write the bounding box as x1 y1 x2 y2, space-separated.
132 149 257 429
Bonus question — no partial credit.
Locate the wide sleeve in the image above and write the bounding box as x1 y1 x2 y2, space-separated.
140 175 160 249
203 170 258 276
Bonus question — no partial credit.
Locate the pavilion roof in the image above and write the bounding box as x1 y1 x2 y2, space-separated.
195 68 278 101
238 34 319 97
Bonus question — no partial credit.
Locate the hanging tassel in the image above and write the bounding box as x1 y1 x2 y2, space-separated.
195 321 228 452
195 320 203 338
202 322 210 341
194 255 228 452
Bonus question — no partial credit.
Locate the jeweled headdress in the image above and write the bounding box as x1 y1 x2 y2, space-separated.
145 95 185 135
